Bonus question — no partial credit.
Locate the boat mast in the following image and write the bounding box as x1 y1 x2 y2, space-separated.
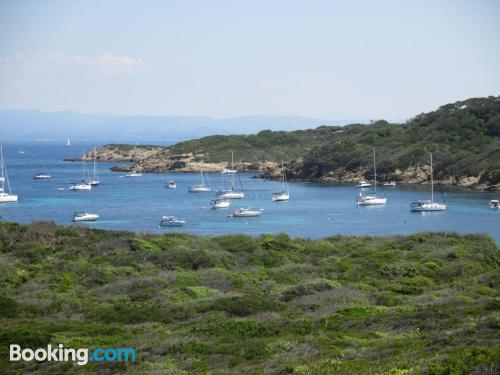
93 147 97 180
373 148 377 195
430 152 434 203
0 146 4 192
281 160 285 191
231 151 235 189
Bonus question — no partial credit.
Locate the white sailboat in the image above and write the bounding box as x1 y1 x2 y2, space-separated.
88 147 100 186
410 152 447 212
216 152 244 199
211 197 230 209
0 146 18 203
66 138 71 146
357 148 387 206
188 165 211 192
231 184 262 217
272 160 290 201
70 152 92 191
125 145 142 177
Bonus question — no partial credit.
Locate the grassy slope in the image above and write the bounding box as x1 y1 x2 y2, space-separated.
0 222 499 374
165 96 500 184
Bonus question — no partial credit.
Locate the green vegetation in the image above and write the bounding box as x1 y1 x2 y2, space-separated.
165 96 500 187
1 222 499 373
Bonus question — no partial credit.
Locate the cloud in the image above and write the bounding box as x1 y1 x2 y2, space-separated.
0 52 152 76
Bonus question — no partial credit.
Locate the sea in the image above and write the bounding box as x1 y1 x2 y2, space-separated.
1 140 499 243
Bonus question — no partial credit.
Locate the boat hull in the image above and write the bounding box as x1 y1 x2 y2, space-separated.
233 209 262 217
272 193 290 201
217 191 244 199
211 200 230 209
410 203 447 212
189 186 211 193
70 184 92 191
357 197 387 205
0 194 18 203
72 214 99 221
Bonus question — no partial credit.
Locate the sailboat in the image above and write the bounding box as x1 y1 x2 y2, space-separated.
70 151 92 191
216 152 245 199
410 152 447 212
188 165 211 192
0 146 18 203
357 148 387 205
272 160 290 201
88 147 100 186
231 183 263 217
210 197 230 209
125 145 142 177
66 138 71 146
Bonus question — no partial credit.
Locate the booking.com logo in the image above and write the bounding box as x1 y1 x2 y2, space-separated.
10 344 136 366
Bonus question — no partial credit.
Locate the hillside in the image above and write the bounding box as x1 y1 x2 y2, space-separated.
0 222 499 373
71 96 500 189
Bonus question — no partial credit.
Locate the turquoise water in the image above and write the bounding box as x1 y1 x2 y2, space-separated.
1 141 499 242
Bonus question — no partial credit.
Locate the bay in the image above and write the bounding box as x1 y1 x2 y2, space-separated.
1 140 499 242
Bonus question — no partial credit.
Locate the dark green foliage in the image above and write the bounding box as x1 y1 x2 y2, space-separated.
0 222 499 373
146 96 500 186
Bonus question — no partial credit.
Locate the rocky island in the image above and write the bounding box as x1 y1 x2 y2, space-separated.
66 96 500 190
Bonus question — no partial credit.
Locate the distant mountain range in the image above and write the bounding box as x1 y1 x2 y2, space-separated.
0 109 375 141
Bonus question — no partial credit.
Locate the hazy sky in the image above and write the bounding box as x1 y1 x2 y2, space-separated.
0 0 499 119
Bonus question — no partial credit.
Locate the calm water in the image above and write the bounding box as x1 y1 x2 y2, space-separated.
1 141 499 242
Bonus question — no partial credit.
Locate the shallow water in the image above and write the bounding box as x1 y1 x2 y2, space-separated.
1 140 499 242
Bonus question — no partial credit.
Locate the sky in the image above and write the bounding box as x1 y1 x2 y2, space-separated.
0 0 499 120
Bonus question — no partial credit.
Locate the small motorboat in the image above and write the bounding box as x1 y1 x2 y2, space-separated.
72 212 99 221
232 208 263 217
125 171 142 177
356 180 372 188
160 216 186 226
69 181 92 191
57 187 65 191
33 172 52 180
18 150 26 154
166 181 177 189
211 198 230 209
489 199 499 210
384 181 397 187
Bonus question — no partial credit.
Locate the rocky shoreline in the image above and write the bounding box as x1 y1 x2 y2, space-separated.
65 144 499 190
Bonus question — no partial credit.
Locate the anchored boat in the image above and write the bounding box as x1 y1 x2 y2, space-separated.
72 212 99 221
272 160 290 202
211 197 230 209
160 216 186 226
410 153 447 212
357 148 387 206
489 199 499 210
166 180 177 189
0 146 18 203
189 166 211 192
216 152 244 199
